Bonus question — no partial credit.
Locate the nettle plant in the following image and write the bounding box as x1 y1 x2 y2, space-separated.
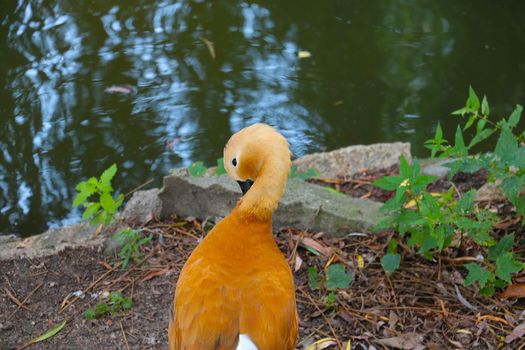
308 263 353 307
375 87 525 296
72 164 123 225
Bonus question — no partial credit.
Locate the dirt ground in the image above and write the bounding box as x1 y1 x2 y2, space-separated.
1 168 525 350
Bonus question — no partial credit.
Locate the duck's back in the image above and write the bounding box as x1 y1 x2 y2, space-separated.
168 215 298 350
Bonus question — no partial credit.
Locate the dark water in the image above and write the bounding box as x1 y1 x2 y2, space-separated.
2 0 525 237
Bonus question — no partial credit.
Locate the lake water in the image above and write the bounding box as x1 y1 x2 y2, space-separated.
2 0 525 237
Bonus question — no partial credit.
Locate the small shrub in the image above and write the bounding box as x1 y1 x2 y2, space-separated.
375 86 525 296
72 164 123 225
112 228 152 268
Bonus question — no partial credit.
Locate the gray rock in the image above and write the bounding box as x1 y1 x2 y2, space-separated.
120 188 161 224
0 222 103 260
159 174 384 235
420 158 453 179
293 142 411 178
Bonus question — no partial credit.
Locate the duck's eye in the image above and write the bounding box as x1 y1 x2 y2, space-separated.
232 158 237 167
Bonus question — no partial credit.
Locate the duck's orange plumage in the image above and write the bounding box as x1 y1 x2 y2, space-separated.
168 123 298 350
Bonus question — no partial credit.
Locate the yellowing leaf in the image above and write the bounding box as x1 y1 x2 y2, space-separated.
404 192 442 208
304 337 337 350
357 255 364 269
345 340 351 350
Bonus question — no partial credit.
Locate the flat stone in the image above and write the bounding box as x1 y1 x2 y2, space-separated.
120 188 162 224
159 173 384 235
0 222 103 260
293 142 411 178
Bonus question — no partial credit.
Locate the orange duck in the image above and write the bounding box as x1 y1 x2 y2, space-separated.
168 123 298 350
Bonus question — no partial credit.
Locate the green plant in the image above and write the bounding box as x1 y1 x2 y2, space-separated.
306 264 352 306
84 292 133 320
375 87 525 296
425 86 525 217
112 228 152 268
215 158 227 175
72 164 124 225
289 166 320 180
188 161 207 177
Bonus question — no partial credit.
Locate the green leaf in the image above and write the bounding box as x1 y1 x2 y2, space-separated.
508 104 523 128
469 85 480 111
468 128 494 149
85 309 95 320
399 155 411 178
495 126 519 165
82 203 100 220
325 264 352 290
326 291 335 307
464 263 491 288
496 253 523 283
454 125 467 156
100 192 116 214
308 266 319 290
452 107 468 116
215 158 227 176
99 164 117 192
464 115 476 131
373 175 403 191
481 96 490 115
488 233 515 261
29 321 67 345
381 253 401 274
72 191 91 208
188 161 207 177
457 189 476 212
387 238 398 254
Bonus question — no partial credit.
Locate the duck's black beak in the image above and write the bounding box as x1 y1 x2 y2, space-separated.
237 179 254 195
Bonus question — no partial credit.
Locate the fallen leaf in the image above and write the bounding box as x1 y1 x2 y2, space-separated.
294 254 303 272
357 255 365 269
304 337 337 350
375 333 424 349
294 236 333 257
201 37 215 59
298 50 311 59
505 322 525 344
28 321 66 345
500 283 525 299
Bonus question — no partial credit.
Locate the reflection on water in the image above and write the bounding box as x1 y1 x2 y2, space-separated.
1 0 525 236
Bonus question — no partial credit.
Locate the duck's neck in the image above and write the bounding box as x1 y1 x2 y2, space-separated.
233 163 288 222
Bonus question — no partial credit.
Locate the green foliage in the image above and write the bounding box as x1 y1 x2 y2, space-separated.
188 161 207 177
376 86 525 295
308 266 320 290
215 158 227 175
382 254 401 274
84 292 133 320
112 228 152 268
306 264 352 307
72 164 124 225
289 166 320 180
374 156 504 292
325 264 353 290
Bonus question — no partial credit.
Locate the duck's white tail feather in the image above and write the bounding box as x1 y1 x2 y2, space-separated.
237 334 258 350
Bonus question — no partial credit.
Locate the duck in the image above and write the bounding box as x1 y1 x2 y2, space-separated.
168 123 298 350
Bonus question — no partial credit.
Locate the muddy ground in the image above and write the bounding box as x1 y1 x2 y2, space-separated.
1 168 525 350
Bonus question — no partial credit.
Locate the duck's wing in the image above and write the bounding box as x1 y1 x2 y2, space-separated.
168 261 241 350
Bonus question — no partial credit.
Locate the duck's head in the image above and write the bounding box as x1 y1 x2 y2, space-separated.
223 123 291 200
